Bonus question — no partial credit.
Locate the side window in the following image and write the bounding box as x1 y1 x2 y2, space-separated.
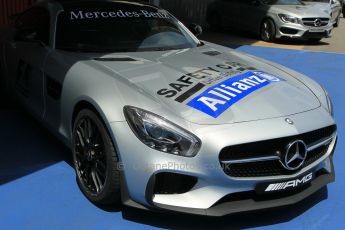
15 7 50 45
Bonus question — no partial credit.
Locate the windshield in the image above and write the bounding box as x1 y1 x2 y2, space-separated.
261 0 304 4
55 2 200 52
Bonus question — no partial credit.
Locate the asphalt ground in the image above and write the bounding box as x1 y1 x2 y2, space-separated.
201 18 345 54
0 45 344 229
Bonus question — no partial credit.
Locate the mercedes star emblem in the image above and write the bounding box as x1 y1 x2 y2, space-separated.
282 140 308 171
314 19 322 27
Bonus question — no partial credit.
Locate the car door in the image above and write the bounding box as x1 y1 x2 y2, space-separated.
5 7 51 118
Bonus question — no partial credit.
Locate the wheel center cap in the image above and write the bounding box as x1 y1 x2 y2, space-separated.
87 151 94 161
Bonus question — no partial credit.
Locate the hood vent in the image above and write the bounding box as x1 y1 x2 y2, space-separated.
93 57 137 62
203 50 222 56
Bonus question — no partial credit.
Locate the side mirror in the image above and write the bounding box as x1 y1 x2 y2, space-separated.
188 24 203 37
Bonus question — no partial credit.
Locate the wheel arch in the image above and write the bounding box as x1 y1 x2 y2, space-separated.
72 100 102 129
70 99 114 143
70 98 123 159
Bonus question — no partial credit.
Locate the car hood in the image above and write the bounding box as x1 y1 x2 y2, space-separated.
302 2 331 11
268 4 330 18
72 44 321 125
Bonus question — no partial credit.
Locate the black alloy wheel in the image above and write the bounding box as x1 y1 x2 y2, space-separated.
261 19 276 42
73 109 121 205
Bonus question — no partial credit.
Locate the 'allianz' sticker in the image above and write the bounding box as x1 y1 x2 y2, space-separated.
187 71 282 118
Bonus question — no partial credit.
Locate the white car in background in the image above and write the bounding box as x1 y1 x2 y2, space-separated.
207 0 333 43
304 0 342 26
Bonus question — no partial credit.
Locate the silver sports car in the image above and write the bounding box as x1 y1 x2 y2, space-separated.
0 0 337 216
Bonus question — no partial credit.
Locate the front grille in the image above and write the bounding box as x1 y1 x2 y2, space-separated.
220 125 336 178
302 18 329 27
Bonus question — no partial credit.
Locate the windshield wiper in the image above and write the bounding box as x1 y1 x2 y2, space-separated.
197 41 205 47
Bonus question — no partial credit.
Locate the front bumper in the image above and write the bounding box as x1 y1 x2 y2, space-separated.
152 164 335 216
111 107 336 216
275 22 333 39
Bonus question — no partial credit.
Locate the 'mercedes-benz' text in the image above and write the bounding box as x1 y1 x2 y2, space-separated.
69 10 170 20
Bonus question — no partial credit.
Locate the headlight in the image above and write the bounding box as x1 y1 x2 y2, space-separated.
278 14 299 24
323 88 334 117
124 106 201 157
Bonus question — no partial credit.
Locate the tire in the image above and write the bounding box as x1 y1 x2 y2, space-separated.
73 109 121 205
260 19 276 42
208 13 223 32
308 38 322 43
334 16 340 27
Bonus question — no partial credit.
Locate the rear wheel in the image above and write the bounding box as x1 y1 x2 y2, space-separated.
260 19 276 42
73 109 121 205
